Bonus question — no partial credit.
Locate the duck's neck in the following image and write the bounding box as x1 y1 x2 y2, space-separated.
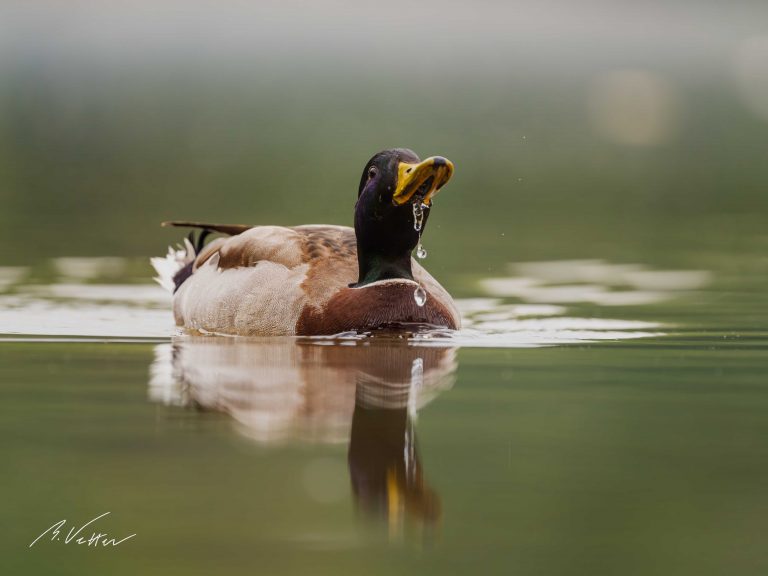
355 250 414 287
353 195 419 287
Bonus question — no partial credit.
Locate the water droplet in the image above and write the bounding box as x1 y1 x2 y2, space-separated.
414 285 427 307
412 202 427 232
416 243 427 259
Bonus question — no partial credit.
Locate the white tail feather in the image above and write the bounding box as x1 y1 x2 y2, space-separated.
150 238 195 293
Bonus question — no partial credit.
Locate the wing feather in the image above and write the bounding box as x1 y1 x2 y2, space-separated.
162 221 253 236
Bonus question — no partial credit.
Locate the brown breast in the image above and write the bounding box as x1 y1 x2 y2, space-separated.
296 281 458 336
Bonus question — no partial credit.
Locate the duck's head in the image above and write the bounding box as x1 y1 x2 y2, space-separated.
353 148 454 286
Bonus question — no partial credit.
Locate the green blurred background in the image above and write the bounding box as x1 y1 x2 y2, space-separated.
1 0 767 281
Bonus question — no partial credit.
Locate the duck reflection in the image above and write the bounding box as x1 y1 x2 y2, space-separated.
349 382 441 530
149 337 456 530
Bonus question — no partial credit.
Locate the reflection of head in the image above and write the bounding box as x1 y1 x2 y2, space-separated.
348 399 441 530
346 346 453 532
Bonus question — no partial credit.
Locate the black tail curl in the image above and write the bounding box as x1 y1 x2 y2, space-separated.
172 228 213 292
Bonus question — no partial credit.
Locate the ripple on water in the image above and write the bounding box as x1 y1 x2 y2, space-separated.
0 257 709 346
480 259 711 305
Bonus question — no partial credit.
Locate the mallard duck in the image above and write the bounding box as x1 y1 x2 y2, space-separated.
151 148 460 336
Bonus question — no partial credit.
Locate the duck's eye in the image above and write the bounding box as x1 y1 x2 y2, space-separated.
368 167 377 179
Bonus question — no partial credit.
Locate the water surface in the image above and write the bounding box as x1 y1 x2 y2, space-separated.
2 251 766 575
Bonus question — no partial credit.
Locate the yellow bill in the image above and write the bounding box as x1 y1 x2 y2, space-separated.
392 156 454 206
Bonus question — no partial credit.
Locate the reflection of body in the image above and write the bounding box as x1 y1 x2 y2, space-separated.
151 149 459 336
150 337 455 528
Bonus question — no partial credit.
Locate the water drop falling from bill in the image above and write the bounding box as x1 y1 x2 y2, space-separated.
414 285 427 307
412 203 429 305
412 202 426 233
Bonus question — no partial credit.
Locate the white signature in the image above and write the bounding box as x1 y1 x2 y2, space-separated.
29 512 136 548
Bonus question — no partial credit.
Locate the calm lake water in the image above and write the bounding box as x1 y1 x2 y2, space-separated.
2 4 768 570
2 243 766 575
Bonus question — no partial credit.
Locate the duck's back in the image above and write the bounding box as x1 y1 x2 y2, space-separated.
168 225 459 336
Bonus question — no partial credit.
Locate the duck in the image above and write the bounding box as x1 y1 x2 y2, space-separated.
151 148 460 336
